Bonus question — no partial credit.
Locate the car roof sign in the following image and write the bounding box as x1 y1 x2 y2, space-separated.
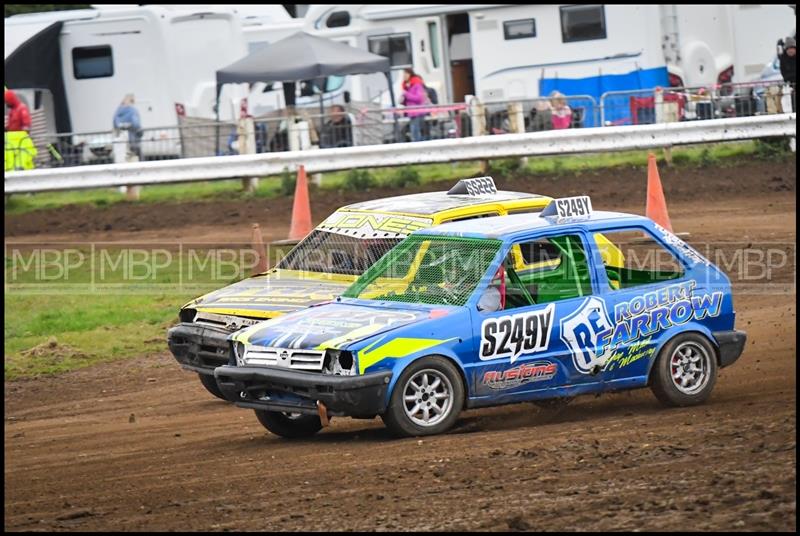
447 176 497 196
540 196 593 222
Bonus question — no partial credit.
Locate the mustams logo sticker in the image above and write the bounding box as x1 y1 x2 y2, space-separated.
560 296 614 374
482 361 557 390
480 303 555 363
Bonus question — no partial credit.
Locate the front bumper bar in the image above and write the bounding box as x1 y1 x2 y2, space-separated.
713 330 747 368
214 365 392 418
167 322 232 375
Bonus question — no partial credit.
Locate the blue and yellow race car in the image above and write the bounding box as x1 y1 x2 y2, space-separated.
215 196 746 438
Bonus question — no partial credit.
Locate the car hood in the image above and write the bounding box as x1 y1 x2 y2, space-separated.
185 269 355 319
231 301 440 351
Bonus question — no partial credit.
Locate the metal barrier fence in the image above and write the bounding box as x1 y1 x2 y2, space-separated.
600 81 796 126
5 82 795 172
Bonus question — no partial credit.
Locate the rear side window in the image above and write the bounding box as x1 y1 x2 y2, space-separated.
595 229 684 290
72 46 114 79
503 19 536 40
368 33 412 68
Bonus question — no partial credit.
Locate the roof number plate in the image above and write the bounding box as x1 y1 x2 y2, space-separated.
447 176 498 196
541 196 593 221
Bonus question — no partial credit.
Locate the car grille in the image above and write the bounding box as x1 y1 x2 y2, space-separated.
194 311 261 332
243 346 325 372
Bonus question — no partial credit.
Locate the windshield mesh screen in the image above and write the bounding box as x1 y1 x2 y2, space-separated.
277 230 402 276
343 235 502 306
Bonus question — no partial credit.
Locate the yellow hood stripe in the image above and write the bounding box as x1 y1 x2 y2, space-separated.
356 337 457 374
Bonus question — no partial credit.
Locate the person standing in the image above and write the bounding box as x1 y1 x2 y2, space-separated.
319 104 353 148
549 91 573 130
401 68 428 142
112 93 143 158
778 36 796 112
4 89 31 132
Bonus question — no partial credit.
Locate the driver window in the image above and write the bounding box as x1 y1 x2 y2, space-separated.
479 234 592 312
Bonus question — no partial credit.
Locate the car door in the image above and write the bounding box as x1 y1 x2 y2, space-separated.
469 231 610 401
588 226 689 384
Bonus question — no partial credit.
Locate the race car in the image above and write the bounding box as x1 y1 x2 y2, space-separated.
168 177 560 399
215 196 745 438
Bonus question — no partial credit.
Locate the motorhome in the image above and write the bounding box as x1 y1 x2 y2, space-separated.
300 4 796 115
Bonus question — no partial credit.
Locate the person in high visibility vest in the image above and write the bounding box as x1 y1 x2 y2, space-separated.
5 88 36 170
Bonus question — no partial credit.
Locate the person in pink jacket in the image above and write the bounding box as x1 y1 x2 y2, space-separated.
549 91 573 130
401 68 428 142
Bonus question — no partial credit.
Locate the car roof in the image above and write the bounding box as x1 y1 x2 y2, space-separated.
416 211 650 241
341 191 549 215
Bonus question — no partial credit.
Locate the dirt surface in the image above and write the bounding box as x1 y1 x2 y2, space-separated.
4 160 796 531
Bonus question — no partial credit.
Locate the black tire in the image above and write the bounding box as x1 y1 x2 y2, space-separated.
254 410 322 439
198 373 227 400
532 397 573 410
650 333 719 407
381 356 465 437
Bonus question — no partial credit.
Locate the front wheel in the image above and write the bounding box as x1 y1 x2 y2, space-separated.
650 333 718 407
198 373 227 400
254 410 322 439
381 356 465 437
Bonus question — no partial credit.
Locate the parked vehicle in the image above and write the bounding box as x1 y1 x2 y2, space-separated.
215 196 745 438
300 5 795 121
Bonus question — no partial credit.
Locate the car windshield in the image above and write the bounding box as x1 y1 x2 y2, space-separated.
342 235 502 306
277 229 402 276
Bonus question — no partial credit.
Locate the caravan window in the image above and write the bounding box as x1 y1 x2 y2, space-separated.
368 33 412 69
72 46 114 79
560 5 607 43
326 11 351 28
503 19 536 40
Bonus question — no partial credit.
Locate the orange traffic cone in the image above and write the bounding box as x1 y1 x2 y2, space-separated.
288 165 313 241
646 153 673 232
251 223 268 275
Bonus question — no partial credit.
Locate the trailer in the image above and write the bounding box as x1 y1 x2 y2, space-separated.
300 4 795 110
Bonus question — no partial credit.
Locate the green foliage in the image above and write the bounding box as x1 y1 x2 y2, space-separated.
753 138 791 161
279 168 296 196
386 167 421 188
490 158 522 178
698 148 719 167
342 169 376 191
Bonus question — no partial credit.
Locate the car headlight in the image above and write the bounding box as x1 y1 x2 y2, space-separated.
323 349 356 376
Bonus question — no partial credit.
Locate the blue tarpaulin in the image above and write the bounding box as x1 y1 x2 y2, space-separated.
540 66 669 127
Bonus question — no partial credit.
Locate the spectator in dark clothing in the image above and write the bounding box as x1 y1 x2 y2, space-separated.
5 89 31 132
319 104 353 148
779 37 796 84
779 37 796 112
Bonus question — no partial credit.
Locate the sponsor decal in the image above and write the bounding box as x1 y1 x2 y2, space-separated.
602 337 655 371
560 296 614 374
653 223 708 265
482 361 557 390
597 281 723 355
318 210 432 238
559 280 723 374
480 303 555 363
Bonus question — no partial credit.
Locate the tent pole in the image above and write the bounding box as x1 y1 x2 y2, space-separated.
386 71 399 143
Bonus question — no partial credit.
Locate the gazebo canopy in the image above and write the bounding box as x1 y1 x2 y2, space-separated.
216 31 391 85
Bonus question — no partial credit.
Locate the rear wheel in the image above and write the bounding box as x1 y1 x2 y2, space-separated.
381 356 464 437
254 410 322 439
198 373 226 400
650 333 718 407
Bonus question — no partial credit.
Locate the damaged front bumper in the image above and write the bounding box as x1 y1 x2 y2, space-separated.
167 322 232 375
214 365 392 418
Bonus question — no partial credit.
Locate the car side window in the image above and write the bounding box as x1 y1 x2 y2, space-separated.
594 228 684 290
480 234 592 312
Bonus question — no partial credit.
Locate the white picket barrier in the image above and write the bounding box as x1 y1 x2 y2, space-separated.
5 114 795 194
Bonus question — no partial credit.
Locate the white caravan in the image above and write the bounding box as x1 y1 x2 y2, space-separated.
300 4 795 113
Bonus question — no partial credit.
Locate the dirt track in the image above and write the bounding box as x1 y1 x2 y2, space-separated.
4 160 797 531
